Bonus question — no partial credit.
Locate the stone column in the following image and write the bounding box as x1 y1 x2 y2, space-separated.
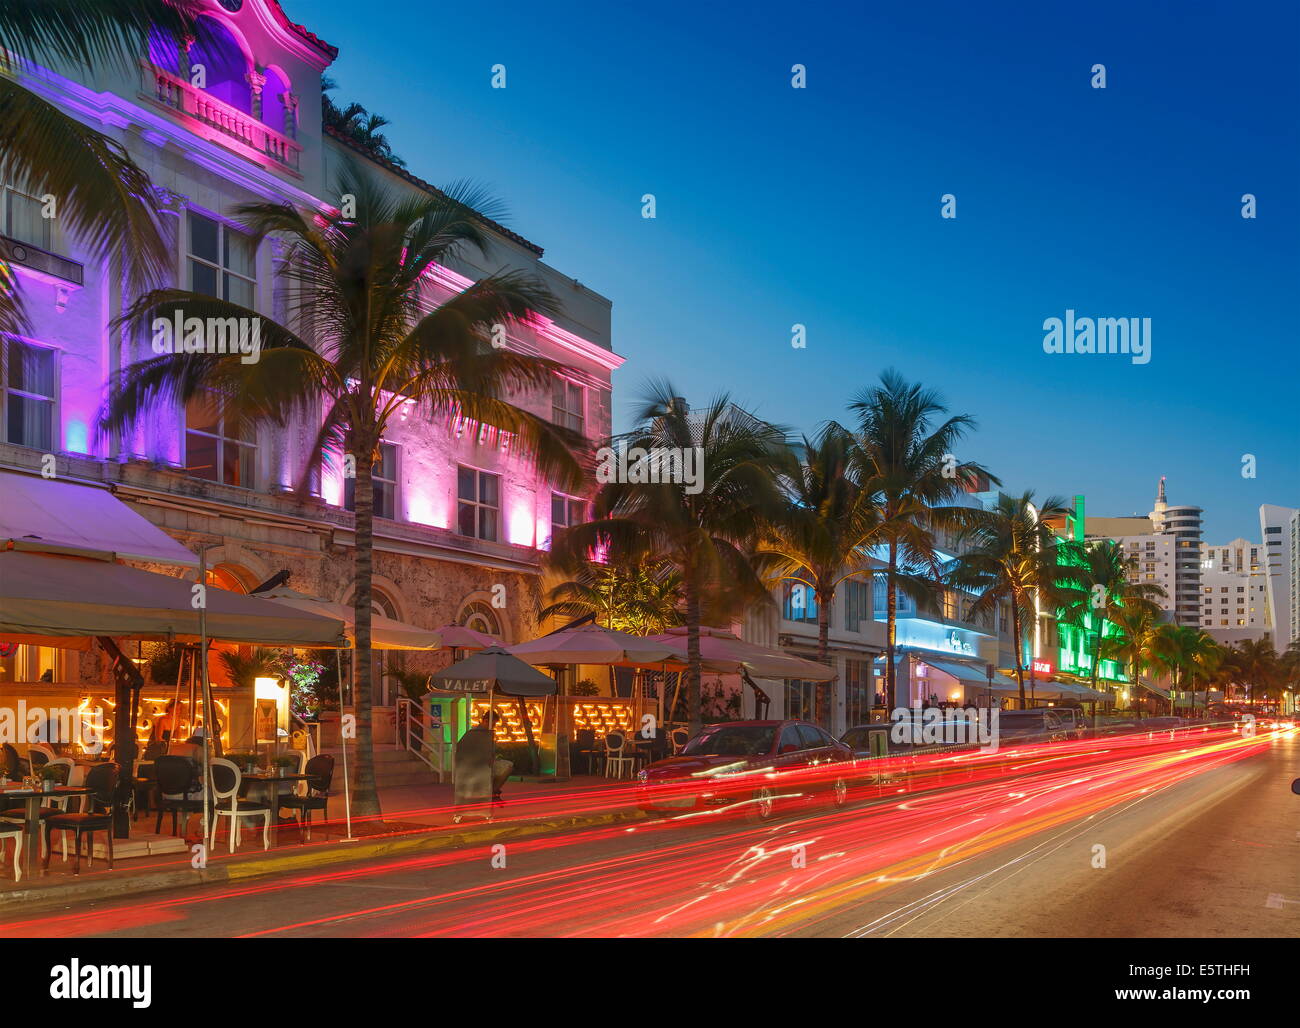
247 68 266 120
282 91 299 139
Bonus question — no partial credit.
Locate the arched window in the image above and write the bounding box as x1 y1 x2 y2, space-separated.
261 67 289 131
369 591 401 706
458 601 501 638
204 565 248 593
189 17 250 113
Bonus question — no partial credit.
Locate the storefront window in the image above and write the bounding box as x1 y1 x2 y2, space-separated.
845 658 872 726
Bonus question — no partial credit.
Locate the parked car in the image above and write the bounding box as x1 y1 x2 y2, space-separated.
637 720 854 821
1047 707 1090 740
992 709 1069 745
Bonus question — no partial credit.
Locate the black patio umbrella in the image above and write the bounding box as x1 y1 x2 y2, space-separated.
429 646 558 697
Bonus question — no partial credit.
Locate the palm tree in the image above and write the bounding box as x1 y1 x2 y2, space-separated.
1232 636 1281 708
321 77 406 167
539 559 685 636
0 0 199 334
549 385 790 734
756 423 877 664
1161 625 1223 716
947 493 1079 708
101 164 582 817
1100 598 1169 712
849 370 996 708
1060 539 1166 696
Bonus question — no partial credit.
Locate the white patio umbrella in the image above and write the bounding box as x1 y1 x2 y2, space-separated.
252 585 441 650
506 622 685 667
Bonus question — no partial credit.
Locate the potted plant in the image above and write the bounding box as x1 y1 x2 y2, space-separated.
39 764 64 793
225 752 259 774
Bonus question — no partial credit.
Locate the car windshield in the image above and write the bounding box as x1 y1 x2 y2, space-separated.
682 725 776 757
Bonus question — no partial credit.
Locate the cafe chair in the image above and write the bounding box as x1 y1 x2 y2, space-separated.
0 820 21 881
574 729 600 775
28 745 55 771
154 755 207 837
604 731 634 779
669 728 690 755
278 754 335 842
1 743 27 780
42 762 118 875
208 758 270 853
1 757 78 861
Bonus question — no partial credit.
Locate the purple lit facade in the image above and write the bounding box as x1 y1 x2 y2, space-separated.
1 0 619 725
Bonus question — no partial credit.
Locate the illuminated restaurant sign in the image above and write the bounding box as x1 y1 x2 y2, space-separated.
1030 659 1054 676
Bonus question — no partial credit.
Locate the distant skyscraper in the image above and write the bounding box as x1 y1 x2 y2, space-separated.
1151 478 1205 627
1084 478 1202 626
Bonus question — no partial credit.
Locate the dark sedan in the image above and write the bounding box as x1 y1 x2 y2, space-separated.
637 720 854 821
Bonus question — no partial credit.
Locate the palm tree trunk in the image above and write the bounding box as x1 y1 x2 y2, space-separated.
885 542 898 709
1011 605 1026 709
350 441 381 819
684 574 702 736
817 585 832 729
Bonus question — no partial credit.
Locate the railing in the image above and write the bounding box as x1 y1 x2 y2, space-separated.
144 63 302 173
395 697 445 780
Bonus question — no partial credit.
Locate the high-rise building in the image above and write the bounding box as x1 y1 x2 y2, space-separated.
1198 538 1272 646
1084 477 1202 626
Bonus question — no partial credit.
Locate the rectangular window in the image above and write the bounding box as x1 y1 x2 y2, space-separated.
3 184 64 253
845 659 872 726
843 579 871 632
550 492 586 531
551 377 584 434
782 580 818 624
184 393 255 486
3 339 56 450
784 679 818 723
0 644 61 685
188 210 256 307
345 442 398 520
457 465 499 541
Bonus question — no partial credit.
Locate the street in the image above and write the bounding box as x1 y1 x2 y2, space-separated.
6 728 1295 938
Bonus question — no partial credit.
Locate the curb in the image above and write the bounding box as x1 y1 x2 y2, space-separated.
1 808 644 911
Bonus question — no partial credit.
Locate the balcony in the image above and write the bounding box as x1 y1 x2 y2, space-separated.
143 64 302 174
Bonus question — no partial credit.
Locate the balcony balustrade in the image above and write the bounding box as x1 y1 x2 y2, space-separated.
144 63 301 174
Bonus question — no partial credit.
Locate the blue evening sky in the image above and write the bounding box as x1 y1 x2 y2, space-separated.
298 0 1298 541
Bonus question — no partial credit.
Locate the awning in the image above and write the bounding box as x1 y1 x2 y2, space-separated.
0 470 197 566
508 623 685 667
0 549 347 647
644 626 835 680
1136 679 1170 700
252 585 440 650
918 658 1002 690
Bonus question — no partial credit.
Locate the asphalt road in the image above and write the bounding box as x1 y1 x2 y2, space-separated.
8 728 1296 938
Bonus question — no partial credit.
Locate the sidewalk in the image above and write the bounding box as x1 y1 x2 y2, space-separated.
0 773 644 911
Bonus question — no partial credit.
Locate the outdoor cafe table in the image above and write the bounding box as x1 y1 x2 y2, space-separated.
239 773 310 847
1 784 91 877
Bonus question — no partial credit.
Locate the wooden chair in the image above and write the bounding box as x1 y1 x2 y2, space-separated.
43 762 117 875
279 754 335 841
